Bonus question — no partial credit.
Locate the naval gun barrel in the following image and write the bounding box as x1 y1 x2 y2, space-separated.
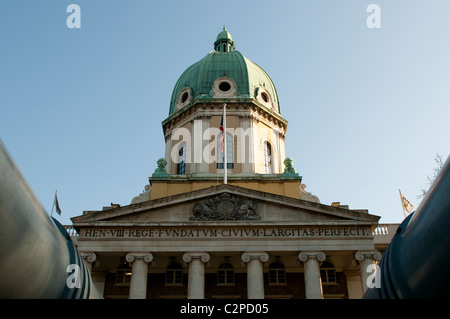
0 141 102 298
364 156 450 298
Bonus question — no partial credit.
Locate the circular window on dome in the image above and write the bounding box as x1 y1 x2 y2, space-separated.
256 87 273 109
176 87 192 110
219 81 231 92
181 92 189 103
212 77 237 98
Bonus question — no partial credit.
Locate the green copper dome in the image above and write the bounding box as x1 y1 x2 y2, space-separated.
169 28 280 115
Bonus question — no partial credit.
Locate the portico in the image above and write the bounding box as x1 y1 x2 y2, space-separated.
72 184 382 299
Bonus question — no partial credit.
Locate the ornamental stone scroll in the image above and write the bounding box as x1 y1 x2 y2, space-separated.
298 251 326 264
241 252 269 263
80 251 97 272
125 252 154 264
80 251 97 263
182 252 211 264
355 250 382 262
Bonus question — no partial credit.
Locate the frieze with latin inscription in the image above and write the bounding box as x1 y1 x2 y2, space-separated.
79 226 372 239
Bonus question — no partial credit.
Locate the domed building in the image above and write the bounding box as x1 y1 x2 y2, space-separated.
70 28 390 300
160 26 287 185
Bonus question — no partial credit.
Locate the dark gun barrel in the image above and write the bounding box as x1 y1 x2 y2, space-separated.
0 141 102 299
364 156 450 298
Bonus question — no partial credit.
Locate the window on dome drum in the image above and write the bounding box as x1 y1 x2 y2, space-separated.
217 262 234 284
217 133 234 169
320 261 337 284
115 261 132 285
177 144 186 175
181 92 189 103
261 92 269 103
269 261 286 284
219 81 231 92
264 141 273 174
166 262 183 285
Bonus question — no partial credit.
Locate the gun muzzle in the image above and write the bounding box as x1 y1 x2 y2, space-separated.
364 156 450 298
0 140 102 299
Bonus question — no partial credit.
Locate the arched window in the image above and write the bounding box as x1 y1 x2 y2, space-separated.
268 261 286 284
217 133 234 169
264 141 273 174
177 143 186 175
115 259 132 285
166 262 183 285
217 262 234 284
320 261 336 284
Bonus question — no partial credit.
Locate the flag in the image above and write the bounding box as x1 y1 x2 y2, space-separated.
54 192 62 215
399 189 413 214
219 114 224 152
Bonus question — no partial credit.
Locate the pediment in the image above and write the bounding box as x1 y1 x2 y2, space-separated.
71 184 380 227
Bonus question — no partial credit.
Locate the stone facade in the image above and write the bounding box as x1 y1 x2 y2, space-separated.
68 28 394 300
71 184 386 299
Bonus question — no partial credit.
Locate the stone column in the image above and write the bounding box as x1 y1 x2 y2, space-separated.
355 250 382 294
80 251 96 272
299 251 326 299
183 252 210 299
126 252 153 299
241 251 269 299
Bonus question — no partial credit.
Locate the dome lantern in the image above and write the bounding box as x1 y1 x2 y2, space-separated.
214 26 235 52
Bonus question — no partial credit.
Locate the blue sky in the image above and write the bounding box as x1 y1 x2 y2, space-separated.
1 0 449 226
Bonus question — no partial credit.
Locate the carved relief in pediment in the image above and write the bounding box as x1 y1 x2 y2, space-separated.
190 193 260 221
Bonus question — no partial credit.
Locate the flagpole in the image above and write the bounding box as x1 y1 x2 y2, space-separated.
223 103 227 185
51 190 57 217
398 189 406 218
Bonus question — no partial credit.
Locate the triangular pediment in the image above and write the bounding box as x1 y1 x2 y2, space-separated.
71 185 380 228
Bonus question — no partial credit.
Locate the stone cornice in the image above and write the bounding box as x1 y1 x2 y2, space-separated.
162 100 288 138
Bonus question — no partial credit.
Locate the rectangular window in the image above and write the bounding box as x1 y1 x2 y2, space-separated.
269 269 286 284
177 145 186 175
217 269 234 284
217 133 233 169
216 163 234 169
177 161 186 174
115 269 132 285
264 142 273 174
166 270 183 284
320 269 337 284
